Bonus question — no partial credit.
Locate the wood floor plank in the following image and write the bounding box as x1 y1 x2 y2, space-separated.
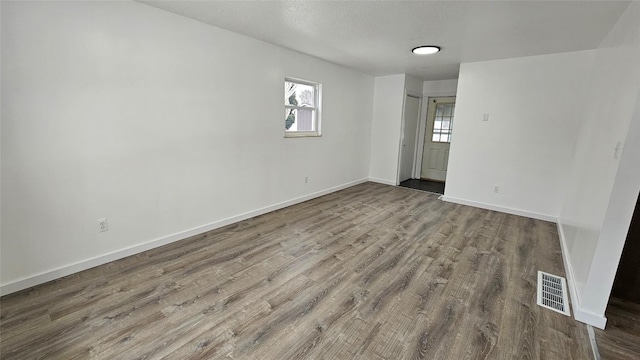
0 182 593 359
595 297 640 360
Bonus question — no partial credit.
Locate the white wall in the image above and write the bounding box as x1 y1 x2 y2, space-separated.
423 79 458 97
558 1 640 328
404 75 424 96
368 74 405 185
0 1 374 293
444 50 595 221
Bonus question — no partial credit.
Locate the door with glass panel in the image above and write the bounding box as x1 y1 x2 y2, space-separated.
420 97 456 182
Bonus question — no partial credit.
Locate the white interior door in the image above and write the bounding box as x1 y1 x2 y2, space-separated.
421 97 456 182
399 95 420 182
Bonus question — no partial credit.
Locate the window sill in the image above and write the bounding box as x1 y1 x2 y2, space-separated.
284 132 322 138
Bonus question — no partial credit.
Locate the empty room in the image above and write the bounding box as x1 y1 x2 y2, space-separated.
2 1 640 359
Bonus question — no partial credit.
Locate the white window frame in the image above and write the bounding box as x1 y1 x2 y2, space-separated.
284 77 322 138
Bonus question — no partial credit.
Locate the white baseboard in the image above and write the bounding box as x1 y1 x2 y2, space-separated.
368 177 397 186
556 220 608 330
0 178 369 296
440 196 557 222
575 308 607 330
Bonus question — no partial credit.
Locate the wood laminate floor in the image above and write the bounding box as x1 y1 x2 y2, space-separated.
594 297 640 359
0 182 592 359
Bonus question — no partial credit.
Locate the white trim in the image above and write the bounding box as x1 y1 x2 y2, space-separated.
0 178 369 296
574 301 608 329
587 325 601 360
413 96 424 180
440 195 557 222
557 221 581 316
396 90 423 184
368 177 397 186
395 91 409 185
423 90 458 97
413 96 428 179
284 132 322 138
556 220 608 329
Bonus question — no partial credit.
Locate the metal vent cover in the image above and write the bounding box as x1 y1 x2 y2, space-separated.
537 271 571 316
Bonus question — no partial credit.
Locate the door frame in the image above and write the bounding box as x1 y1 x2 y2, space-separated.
395 90 423 185
414 93 457 180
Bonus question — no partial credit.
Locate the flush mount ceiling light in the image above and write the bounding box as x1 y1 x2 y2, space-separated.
412 45 441 55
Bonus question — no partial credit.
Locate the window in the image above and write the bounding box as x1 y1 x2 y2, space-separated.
284 77 321 137
432 103 455 143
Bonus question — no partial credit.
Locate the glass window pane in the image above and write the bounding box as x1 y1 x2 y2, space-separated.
442 120 450 130
296 108 314 131
285 109 297 131
285 81 315 107
432 133 440 142
443 134 450 142
444 104 453 116
436 104 444 116
285 108 315 131
434 120 442 130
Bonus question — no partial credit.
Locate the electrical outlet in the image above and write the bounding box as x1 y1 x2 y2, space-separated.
98 218 108 233
305 176 308 184
493 185 499 193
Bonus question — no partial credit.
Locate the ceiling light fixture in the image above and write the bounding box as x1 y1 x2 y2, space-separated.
412 46 441 55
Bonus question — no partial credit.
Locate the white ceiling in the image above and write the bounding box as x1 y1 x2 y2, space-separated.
139 0 630 81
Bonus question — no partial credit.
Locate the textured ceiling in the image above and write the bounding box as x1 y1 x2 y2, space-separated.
139 0 630 80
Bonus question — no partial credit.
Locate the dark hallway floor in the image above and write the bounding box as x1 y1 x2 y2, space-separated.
594 297 640 359
399 178 445 194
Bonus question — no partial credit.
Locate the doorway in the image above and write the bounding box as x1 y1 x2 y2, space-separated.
611 193 640 302
594 193 640 359
398 94 421 183
398 178 445 194
420 97 456 182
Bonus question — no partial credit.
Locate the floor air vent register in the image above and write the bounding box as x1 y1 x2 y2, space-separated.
537 271 571 316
